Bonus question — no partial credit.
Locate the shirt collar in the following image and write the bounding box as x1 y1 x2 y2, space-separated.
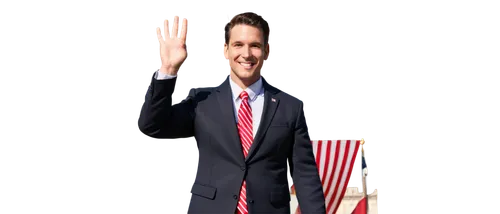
229 76 263 102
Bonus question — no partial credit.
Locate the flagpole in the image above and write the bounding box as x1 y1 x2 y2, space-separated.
361 168 368 214
361 139 369 213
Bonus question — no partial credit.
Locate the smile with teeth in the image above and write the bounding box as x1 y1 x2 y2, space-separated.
239 62 255 69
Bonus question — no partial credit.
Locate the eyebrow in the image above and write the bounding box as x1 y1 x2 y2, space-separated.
231 41 263 46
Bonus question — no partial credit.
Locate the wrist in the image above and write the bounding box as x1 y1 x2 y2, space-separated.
159 66 178 76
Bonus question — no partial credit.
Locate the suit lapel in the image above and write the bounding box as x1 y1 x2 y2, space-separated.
246 78 280 162
215 76 245 164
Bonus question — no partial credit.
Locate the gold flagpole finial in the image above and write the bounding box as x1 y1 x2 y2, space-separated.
359 136 368 157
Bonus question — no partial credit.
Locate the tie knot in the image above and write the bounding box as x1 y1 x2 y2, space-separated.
239 91 249 100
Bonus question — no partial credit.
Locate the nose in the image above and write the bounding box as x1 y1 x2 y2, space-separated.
241 46 252 58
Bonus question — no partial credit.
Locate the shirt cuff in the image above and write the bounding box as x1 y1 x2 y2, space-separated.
155 71 181 80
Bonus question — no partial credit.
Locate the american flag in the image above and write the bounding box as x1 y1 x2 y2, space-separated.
292 140 361 214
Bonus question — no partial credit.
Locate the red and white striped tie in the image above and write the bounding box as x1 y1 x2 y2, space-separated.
236 91 252 214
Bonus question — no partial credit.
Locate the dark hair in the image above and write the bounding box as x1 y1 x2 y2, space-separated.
224 12 270 45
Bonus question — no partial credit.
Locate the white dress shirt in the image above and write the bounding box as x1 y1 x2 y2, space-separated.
155 70 265 138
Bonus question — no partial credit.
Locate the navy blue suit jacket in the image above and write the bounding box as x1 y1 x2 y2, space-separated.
138 75 326 214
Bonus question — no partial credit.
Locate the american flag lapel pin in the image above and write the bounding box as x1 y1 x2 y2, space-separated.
271 98 276 102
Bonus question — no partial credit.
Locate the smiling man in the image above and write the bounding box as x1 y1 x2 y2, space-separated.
138 12 326 214
224 23 268 88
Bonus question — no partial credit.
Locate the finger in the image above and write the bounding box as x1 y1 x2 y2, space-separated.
155 24 163 63
180 18 188 42
172 16 179 38
162 18 170 36
155 25 163 42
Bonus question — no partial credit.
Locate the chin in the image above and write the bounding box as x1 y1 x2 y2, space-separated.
236 70 258 80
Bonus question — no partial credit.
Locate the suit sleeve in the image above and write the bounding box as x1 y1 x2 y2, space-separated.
288 101 326 214
138 73 196 138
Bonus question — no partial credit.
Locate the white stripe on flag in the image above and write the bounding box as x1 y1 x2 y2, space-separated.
324 140 345 211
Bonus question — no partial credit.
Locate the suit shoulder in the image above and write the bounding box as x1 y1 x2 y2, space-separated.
191 86 217 93
186 85 215 95
264 79 304 106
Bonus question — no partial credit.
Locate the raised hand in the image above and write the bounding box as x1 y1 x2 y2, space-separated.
157 16 187 75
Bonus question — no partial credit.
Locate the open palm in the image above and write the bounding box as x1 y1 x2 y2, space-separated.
157 16 187 75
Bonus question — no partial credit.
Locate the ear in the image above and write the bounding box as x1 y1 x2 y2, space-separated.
264 43 270 60
224 43 229 59
265 43 272 62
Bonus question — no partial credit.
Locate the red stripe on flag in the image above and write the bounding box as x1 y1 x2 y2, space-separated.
325 139 350 213
316 140 323 177
320 140 332 186
323 140 340 212
351 196 367 214
346 139 361 186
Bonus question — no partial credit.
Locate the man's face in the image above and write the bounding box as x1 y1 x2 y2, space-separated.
224 24 269 83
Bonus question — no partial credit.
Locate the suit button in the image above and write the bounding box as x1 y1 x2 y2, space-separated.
249 200 254 203
240 166 246 171
233 195 238 200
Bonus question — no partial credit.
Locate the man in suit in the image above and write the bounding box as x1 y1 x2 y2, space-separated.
138 12 326 214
